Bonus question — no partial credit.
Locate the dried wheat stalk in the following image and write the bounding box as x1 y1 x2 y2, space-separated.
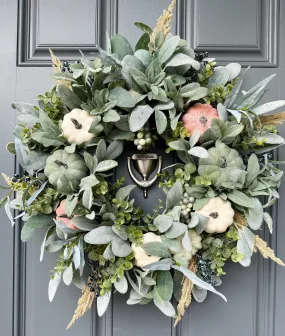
49 49 71 88
66 285 95 329
254 235 285 266
149 0 177 50
259 112 285 126
234 212 247 228
2 173 12 186
174 256 197 326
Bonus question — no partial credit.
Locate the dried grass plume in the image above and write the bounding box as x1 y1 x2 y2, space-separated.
67 285 95 329
259 112 285 126
2 173 12 186
234 212 247 228
149 0 177 50
175 257 197 326
254 235 285 266
49 49 71 88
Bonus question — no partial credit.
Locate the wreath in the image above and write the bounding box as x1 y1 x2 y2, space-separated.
2 0 285 329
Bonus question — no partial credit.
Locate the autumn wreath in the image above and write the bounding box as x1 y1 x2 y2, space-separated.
2 0 285 329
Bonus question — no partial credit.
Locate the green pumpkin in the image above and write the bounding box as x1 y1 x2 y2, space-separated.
44 150 88 194
198 141 244 188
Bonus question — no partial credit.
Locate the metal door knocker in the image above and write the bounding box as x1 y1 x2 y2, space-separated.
127 153 162 198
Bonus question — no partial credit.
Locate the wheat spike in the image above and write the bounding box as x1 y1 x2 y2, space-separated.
174 257 197 326
2 173 12 186
66 285 95 329
49 49 71 88
254 235 285 266
234 212 247 228
149 0 177 50
259 112 285 126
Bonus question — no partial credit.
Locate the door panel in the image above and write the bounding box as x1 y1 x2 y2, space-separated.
1 1 285 335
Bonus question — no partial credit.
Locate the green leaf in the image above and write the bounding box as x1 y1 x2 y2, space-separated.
211 118 226 138
252 100 285 115
154 215 173 233
165 221 187 239
135 33 150 51
189 131 201 148
83 151 96 173
217 103 228 121
95 160 118 172
263 212 273 234
6 142 16 154
112 237 132 257
134 21 153 34
153 289 175 317
57 85 81 109
80 175 99 190
129 105 154 132
116 185 136 201
103 110 120 123
109 87 136 108
153 100 174 111
48 272 61 302
245 198 263 230
103 244 115 260
12 102 39 123
156 271 173 301
96 139 107 163
166 181 183 211
21 214 55 242
106 140 124 160
110 34 133 60
82 187 93 210
97 291 111 317
32 132 64 147
166 53 200 70
246 154 259 187
221 124 244 144
39 110 60 134
158 36 180 64
255 132 285 145
208 66 230 87
143 258 173 271
227 190 255 208
84 226 116 244
172 265 227 301
114 274 128 294
72 217 97 231
168 140 187 151
237 227 254 266
188 146 209 158
51 72 76 82
143 242 171 258
109 129 134 140
155 110 167 134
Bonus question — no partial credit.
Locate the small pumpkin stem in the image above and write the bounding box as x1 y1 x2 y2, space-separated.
209 211 219 219
54 160 68 169
71 118 83 129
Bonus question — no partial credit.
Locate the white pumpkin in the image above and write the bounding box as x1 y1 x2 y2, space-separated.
132 232 162 268
62 109 95 145
175 229 202 262
196 197 234 233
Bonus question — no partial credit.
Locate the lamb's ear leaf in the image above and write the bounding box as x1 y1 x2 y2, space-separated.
97 291 112 316
21 214 55 242
172 265 227 302
110 34 133 60
57 85 81 109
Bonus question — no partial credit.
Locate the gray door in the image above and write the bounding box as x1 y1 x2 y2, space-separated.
1 0 285 335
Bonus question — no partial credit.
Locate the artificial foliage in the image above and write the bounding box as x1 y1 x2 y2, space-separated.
2 0 285 329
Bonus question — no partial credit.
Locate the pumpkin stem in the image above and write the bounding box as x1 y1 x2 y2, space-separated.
209 211 219 219
71 118 83 129
54 160 68 169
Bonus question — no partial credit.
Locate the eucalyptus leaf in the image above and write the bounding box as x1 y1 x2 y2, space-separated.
154 215 173 233
112 237 132 257
84 226 116 244
57 85 81 109
156 271 173 301
114 274 128 294
188 146 209 158
21 214 55 242
166 181 183 211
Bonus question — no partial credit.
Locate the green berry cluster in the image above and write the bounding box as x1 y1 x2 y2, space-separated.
201 226 243 276
134 127 154 151
198 60 217 86
179 191 195 224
